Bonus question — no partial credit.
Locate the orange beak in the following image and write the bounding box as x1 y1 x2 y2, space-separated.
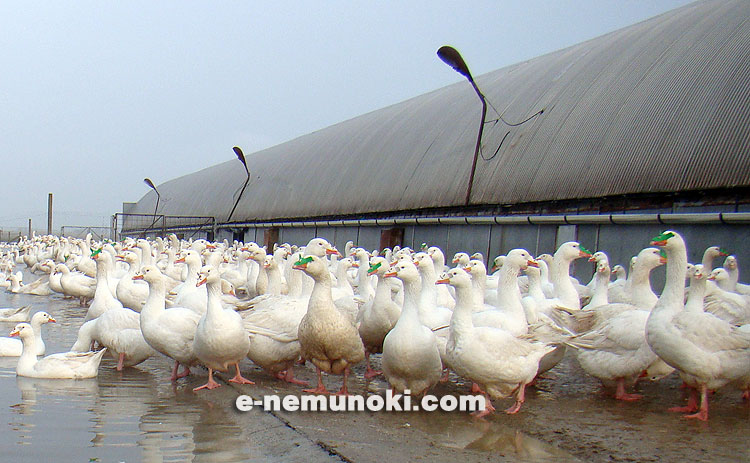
132 274 144 280
352 263 359 268
462 267 472 273
383 271 397 278
196 277 207 287
651 240 667 247
490 265 498 273
292 263 307 270
48 317 56 323
326 248 341 257
579 251 592 258
452 258 459 264
9 329 19 337
707 275 716 281
659 256 667 264
175 257 185 263
435 278 450 285
527 260 539 268
588 256 596 262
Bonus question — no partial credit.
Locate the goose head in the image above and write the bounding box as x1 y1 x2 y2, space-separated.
556 242 592 261
133 265 163 285
452 252 470 266
650 230 685 252
9 323 32 339
436 267 472 289
635 247 666 270
31 311 56 325
470 252 484 263
490 255 506 273
589 251 609 264
505 249 535 272
292 255 330 281
196 265 220 287
367 257 390 277
304 238 339 258
707 267 729 283
612 264 626 279
723 255 738 271
690 264 706 282
383 259 420 285
464 260 488 280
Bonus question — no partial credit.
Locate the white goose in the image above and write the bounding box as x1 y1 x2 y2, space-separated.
646 230 750 421
115 251 149 311
549 242 592 310
608 248 665 309
566 262 661 401
192 266 253 391
357 256 401 379
296 255 364 395
704 268 750 325
381 259 442 395
0 311 55 356
10 323 106 379
440 267 555 416
0 305 32 322
85 250 125 321
136 265 202 382
59 263 96 305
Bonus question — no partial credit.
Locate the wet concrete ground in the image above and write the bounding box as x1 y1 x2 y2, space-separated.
0 275 748 462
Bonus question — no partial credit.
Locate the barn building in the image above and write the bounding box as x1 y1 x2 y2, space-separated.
121 0 750 279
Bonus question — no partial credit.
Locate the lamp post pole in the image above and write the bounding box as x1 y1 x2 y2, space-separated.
437 46 487 206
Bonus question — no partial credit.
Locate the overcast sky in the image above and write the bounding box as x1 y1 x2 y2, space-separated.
1 0 695 233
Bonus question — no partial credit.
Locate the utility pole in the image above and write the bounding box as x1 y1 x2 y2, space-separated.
28 219 32 238
47 193 53 235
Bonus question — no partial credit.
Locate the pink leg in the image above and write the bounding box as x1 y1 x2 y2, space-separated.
471 393 496 419
742 389 750 401
470 383 485 394
193 368 222 391
276 368 309 386
177 365 191 379
439 368 450 383
614 377 643 401
363 352 382 380
669 386 699 413
228 363 254 385
505 384 527 414
684 385 709 421
170 360 181 381
335 367 352 396
116 352 126 371
303 367 330 394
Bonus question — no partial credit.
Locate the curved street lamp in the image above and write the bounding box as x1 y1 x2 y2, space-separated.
437 45 487 206
226 146 251 223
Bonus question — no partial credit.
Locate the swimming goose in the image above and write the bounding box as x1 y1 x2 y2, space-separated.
296 255 364 395
646 231 750 421
10 323 106 379
0 311 55 356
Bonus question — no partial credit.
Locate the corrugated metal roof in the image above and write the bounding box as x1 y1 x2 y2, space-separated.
129 0 750 223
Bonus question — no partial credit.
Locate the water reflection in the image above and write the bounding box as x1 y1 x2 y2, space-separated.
0 278 259 462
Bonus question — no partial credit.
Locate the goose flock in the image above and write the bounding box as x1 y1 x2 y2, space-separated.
1 230 749 421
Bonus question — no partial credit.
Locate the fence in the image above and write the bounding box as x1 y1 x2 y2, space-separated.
112 213 216 241
59 226 114 241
